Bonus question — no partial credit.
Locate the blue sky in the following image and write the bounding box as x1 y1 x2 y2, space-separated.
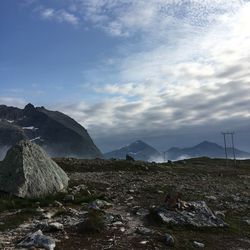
1 0 250 152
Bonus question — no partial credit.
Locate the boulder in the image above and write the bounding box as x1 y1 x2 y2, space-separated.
154 201 227 228
0 140 69 198
17 230 56 250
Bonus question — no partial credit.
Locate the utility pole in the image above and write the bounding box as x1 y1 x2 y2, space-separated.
222 132 237 167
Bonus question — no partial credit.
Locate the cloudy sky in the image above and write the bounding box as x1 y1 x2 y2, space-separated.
1 0 250 152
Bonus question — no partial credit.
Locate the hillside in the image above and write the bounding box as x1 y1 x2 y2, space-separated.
104 140 163 162
0 103 102 159
166 141 250 160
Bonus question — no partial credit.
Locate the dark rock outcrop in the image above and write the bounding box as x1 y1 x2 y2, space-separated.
0 140 69 198
0 103 102 159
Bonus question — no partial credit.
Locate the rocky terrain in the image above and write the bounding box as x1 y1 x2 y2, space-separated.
0 157 249 249
0 104 102 159
104 140 163 162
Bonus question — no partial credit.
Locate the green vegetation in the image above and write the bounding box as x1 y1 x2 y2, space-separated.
0 208 39 231
77 209 105 234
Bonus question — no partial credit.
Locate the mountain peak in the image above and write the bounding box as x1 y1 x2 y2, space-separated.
24 103 35 113
105 139 162 161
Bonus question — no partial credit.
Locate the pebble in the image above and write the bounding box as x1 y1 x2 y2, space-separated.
194 241 205 248
164 233 175 246
63 195 75 203
245 219 250 226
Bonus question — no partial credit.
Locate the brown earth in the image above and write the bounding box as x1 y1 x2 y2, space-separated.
0 157 249 249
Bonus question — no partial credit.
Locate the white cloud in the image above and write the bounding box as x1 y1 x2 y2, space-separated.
40 8 79 26
56 1 250 142
0 97 26 108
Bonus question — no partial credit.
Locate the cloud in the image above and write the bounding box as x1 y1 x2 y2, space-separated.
0 97 26 108
39 8 79 26
56 1 250 144
20 0 250 151
74 0 244 37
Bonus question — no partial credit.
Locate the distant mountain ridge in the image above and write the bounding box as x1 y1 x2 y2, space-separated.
166 141 250 160
0 103 102 159
104 140 163 162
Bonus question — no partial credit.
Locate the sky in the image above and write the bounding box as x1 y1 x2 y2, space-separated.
1 0 250 153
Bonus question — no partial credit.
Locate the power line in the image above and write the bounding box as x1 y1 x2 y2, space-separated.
221 131 237 167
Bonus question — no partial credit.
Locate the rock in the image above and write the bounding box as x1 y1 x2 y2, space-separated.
36 207 45 213
128 189 135 194
157 190 164 194
245 219 250 225
194 241 205 248
155 201 227 228
54 200 63 207
214 211 225 219
17 230 56 250
0 140 69 198
46 222 64 232
63 195 75 203
164 233 175 246
136 208 149 217
89 199 113 210
112 221 123 227
71 184 88 195
206 195 217 201
140 240 149 245
41 211 56 220
136 227 154 236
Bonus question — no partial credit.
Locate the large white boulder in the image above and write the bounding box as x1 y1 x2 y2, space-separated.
0 140 69 198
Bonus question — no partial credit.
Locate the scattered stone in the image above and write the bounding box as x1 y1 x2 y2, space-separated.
63 195 75 203
157 190 164 194
41 211 56 220
36 207 45 213
214 211 226 219
71 184 88 195
0 140 69 198
140 240 149 245
54 201 63 207
206 195 217 201
136 208 149 217
112 221 123 227
126 196 134 201
17 230 56 250
194 241 205 248
136 227 154 236
46 222 64 232
155 201 227 228
163 233 175 247
245 219 250 226
89 199 113 210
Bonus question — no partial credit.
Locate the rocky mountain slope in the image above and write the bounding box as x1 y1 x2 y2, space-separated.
166 141 250 160
0 103 102 159
104 140 163 162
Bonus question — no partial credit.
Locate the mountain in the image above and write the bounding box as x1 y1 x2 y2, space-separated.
0 103 102 159
165 141 250 160
104 140 163 162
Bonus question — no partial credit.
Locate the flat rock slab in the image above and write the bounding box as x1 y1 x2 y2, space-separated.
155 201 227 228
